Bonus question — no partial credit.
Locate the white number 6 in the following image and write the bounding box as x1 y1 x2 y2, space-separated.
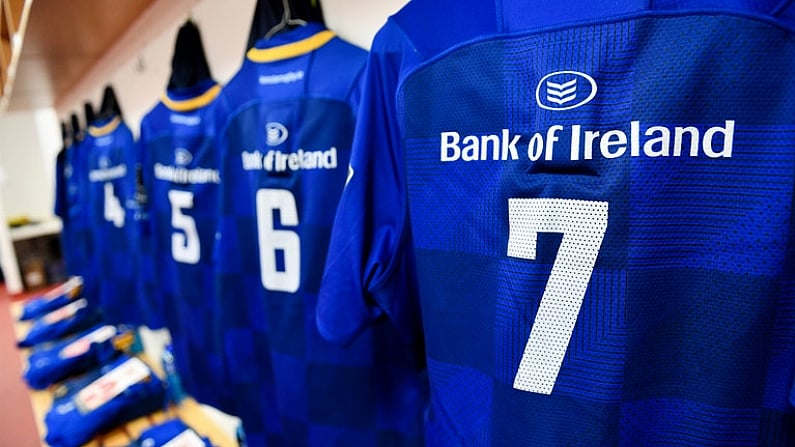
507 198 608 394
256 189 300 293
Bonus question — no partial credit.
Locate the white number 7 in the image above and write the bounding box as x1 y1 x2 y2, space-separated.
507 198 608 394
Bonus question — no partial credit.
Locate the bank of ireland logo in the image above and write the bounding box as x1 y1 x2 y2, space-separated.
536 71 597 111
99 156 110 169
266 122 288 146
174 148 193 166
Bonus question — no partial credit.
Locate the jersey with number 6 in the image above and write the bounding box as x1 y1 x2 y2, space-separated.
317 1 795 445
83 115 143 326
138 79 228 411
212 23 427 446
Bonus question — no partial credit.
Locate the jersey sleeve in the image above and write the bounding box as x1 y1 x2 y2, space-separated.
135 118 163 329
209 90 233 270
316 22 424 349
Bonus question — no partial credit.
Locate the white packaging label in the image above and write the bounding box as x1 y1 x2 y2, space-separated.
59 325 117 359
161 429 206 447
74 357 150 412
43 298 87 324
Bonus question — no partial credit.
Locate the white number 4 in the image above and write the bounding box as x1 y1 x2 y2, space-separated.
507 198 608 394
103 183 125 228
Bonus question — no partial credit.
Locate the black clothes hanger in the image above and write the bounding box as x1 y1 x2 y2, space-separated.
55 122 71 220
246 0 324 49
71 112 81 135
168 19 214 90
97 84 122 122
246 0 286 49
83 102 96 130
73 110 86 142
61 121 72 149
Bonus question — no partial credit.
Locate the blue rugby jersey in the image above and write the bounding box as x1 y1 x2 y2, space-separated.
63 136 95 291
138 79 229 410
19 276 84 321
59 142 77 276
17 298 103 348
24 324 120 389
44 355 165 447
82 115 145 325
128 418 213 447
318 1 795 445
212 23 427 447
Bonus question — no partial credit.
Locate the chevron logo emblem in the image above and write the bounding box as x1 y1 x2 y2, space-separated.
536 71 597 111
546 79 577 105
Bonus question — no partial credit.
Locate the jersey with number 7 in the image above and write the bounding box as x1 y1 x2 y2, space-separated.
317 0 795 445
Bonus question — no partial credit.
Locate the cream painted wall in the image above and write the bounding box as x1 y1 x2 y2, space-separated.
75 0 409 137
0 109 58 219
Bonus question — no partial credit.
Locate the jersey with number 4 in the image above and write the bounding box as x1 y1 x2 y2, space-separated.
83 116 143 325
138 79 229 411
317 0 795 445
212 23 426 447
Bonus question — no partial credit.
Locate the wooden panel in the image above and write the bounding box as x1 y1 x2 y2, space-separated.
0 0 27 111
20 0 154 57
0 1 12 99
0 1 9 39
4 0 156 112
2 0 25 32
2 0 202 114
0 36 9 89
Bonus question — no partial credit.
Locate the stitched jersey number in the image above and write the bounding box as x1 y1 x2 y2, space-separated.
507 198 608 394
103 183 125 228
168 190 200 264
256 189 300 293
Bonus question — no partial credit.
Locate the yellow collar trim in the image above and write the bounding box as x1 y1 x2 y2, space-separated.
88 116 121 137
247 30 335 63
161 84 221 112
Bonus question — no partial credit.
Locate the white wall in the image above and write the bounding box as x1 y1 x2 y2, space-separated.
324 0 406 48
0 109 59 219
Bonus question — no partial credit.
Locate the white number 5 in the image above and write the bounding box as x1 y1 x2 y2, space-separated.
169 190 200 264
507 198 608 394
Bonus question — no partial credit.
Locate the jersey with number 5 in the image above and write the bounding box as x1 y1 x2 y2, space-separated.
212 23 427 446
138 79 228 411
317 1 795 445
